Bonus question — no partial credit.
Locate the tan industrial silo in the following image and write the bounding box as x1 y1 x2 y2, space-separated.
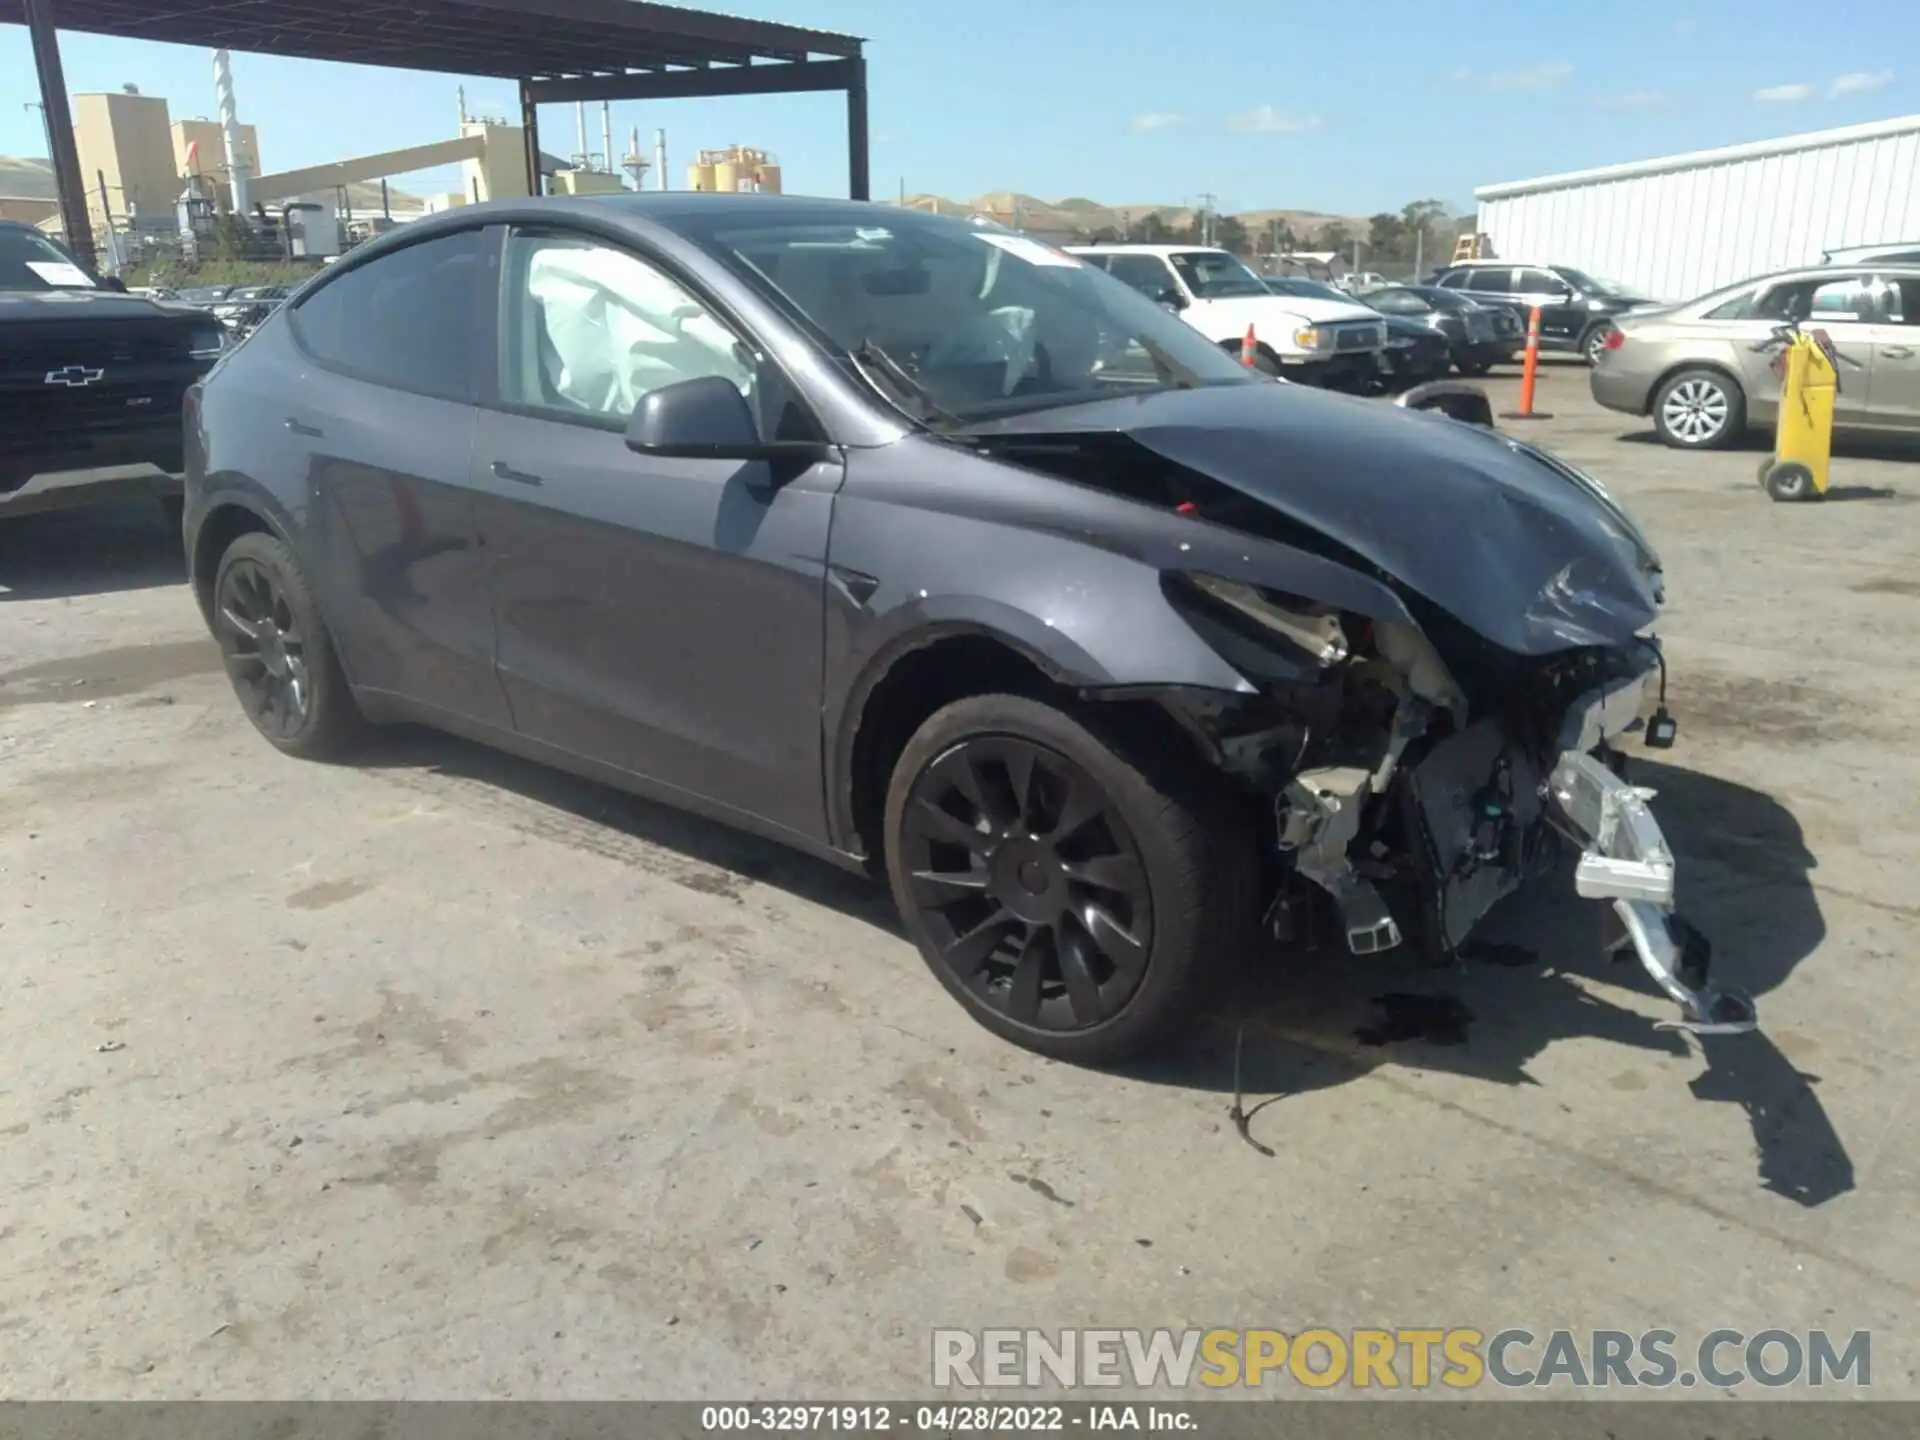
686 157 717 191
712 156 743 193
754 161 782 194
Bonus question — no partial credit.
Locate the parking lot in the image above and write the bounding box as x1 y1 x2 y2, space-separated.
3 358 1918 1399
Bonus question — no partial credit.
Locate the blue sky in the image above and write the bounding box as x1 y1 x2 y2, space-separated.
2 0 1915 215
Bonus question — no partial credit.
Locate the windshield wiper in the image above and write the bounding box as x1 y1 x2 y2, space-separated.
851 339 962 429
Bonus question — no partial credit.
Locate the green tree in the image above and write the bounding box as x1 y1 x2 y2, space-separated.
1133 211 1174 243
1314 221 1352 255
1214 214 1249 257
1367 212 1409 262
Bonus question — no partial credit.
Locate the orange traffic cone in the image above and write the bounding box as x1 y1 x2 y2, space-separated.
1240 324 1258 367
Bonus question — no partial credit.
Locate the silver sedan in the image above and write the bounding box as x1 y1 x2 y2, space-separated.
1590 264 1920 448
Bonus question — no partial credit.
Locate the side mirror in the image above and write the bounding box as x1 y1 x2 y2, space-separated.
624 373 826 462
1155 290 1188 312
100 275 129 294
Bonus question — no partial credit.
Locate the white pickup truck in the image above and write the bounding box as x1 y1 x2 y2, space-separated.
1069 243 1387 389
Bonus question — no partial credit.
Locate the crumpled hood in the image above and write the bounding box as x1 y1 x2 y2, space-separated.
964 382 1664 655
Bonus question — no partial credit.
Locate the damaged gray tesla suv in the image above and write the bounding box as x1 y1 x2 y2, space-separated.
183 194 1755 1063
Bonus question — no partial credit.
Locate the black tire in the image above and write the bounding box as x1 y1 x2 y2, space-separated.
1578 321 1616 366
1652 367 1745 449
1763 460 1819 502
1456 356 1492 377
211 531 363 758
882 694 1252 1065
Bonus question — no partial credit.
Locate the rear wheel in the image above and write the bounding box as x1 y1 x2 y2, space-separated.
1456 356 1492 377
1653 368 1745 449
883 694 1251 1065
212 532 362 758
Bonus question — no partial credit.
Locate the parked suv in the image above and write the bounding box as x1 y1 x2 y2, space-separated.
1428 261 1655 364
1591 264 1920 448
1 220 226 520
1071 244 1387 389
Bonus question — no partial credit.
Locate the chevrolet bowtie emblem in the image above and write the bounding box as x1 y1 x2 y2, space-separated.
45 365 105 387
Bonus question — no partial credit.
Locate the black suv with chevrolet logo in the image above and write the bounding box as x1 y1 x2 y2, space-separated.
2 220 225 522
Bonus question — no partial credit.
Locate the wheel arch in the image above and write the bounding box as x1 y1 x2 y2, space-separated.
828 619 1227 870
190 496 289 629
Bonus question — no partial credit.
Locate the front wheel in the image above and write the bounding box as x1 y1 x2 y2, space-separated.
1653 367 1745 449
883 694 1251 1065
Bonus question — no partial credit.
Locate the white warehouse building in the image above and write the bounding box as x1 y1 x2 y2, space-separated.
1474 113 1920 303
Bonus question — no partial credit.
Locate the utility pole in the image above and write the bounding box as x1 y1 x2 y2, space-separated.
1196 192 1217 247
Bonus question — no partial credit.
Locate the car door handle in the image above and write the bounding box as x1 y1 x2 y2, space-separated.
284 417 323 438
490 460 544 487
1882 345 1914 359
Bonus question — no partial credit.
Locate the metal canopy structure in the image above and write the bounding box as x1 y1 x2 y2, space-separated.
3 0 869 270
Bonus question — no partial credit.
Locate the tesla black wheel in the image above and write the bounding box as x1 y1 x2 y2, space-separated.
213 532 361 758
884 694 1252 1064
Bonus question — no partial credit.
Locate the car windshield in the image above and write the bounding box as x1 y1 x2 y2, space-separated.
1557 267 1637 299
1167 249 1272 299
0 226 95 292
685 210 1259 424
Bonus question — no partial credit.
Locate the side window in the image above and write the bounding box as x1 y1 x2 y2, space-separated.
1434 268 1469 288
1106 255 1180 298
1465 267 1516 293
1877 277 1920 325
290 228 488 401
1515 267 1564 294
498 229 754 423
1704 287 1759 321
1754 277 1871 323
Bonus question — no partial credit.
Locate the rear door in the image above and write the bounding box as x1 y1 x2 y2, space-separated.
1862 274 1920 428
279 225 508 725
1733 274 1877 425
469 223 842 842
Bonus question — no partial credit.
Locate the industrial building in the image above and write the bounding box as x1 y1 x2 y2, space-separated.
1466 114 1920 303
1474 113 1920 302
687 146 782 193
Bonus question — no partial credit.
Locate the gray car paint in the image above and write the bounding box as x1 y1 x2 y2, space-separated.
185 193 1659 872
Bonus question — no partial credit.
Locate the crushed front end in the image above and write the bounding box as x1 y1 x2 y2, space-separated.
1160 576 1758 1037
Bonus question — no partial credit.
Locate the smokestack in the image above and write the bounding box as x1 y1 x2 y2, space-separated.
655 128 668 191
575 102 588 167
213 48 250 218
601 102 613 176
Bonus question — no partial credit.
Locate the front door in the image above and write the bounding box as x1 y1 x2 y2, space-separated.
1512 267 1585 346
1863 273 1920 429
277 224 508 727
470 224 842 843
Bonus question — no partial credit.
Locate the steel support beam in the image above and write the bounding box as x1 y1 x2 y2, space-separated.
22 0 94 270
845 55 869 201
519 79 542 195
522 55 858 106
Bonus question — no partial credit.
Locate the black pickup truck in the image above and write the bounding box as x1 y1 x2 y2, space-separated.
2 220 225 521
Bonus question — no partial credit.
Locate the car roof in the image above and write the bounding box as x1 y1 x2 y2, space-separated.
1824 241 1920 259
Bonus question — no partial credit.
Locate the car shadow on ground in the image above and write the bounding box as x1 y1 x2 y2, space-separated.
358 723 1847 1208
1126 756 1851 1209
0 500 186 601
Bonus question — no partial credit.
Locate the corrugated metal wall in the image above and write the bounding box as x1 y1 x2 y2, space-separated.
1475 119 1920 302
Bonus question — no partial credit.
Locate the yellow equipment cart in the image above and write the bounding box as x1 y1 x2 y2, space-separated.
1756 322 1840 502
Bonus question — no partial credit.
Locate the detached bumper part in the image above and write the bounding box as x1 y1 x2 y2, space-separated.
1548 751 1758 1036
